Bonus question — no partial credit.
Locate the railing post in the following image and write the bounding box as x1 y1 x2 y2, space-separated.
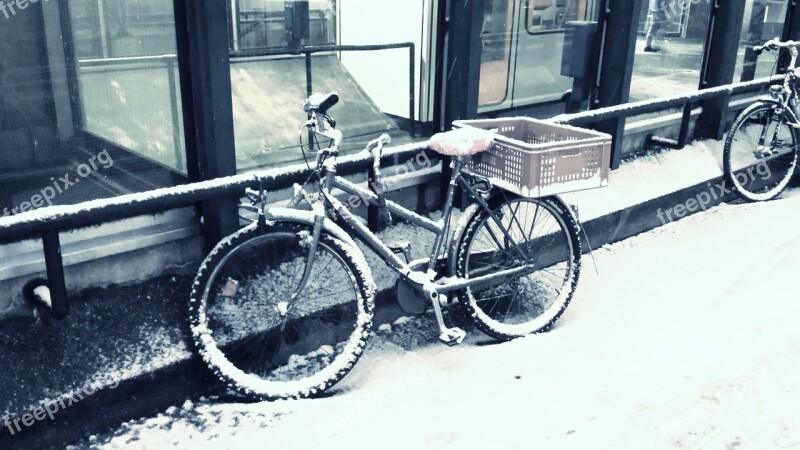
593 0 643 169
42 230 68 319
697 0 746 140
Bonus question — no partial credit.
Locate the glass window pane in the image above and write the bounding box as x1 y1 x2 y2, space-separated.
527 0 586 33
228 0 425 171
1 0 187 219
735 0 787 82
480 0 513 106
630 0 713 102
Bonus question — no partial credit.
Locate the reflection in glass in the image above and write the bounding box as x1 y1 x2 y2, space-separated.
228 0 425 171
480 0 514 105
735 0 787 82
0 0 187 217
630 0 712 102
70 0 187 175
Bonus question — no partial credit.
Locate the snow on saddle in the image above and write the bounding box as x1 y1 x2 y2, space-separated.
428 127 495 157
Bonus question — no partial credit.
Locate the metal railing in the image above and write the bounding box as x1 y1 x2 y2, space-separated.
0 74 781 319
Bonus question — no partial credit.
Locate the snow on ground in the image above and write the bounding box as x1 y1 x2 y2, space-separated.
562 140 725 222
82 188 800 450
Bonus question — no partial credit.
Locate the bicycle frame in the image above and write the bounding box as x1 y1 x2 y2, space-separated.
316 160 535 296
269 145 540 341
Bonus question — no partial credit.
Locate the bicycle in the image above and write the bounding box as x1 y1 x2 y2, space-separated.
723 38 800 202
189 92 582 400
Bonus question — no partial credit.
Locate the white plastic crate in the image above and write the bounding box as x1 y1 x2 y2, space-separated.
454 117 612 197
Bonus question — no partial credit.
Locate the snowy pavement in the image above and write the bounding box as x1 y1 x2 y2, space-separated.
80 188 800 450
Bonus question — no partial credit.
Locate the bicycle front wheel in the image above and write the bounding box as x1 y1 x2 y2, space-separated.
452 194 581 341
190 221 374 400
724 101 798 202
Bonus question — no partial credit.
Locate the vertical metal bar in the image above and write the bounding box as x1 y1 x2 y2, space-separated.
97 0 109 58
677 103 693 147
181 0 239 250
167 58 185 170
42 231 68 319
697 0 746 140
594 0 643 169
409 43 416 137
172 0 200 182
305 51 313 98
58 1 85 132
698 0 718 89
305 51 314 151
231 0 241 52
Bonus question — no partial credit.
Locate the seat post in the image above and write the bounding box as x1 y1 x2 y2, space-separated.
426 157 463 273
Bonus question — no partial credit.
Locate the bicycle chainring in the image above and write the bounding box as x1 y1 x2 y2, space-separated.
395 278 428 315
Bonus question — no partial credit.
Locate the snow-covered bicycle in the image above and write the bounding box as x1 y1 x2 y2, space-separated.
189 92 583 400
724 38 800 202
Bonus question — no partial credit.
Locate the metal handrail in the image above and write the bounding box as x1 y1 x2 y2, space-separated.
0 74 780 318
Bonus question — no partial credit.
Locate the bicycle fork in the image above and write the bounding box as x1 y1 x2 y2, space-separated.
287 203 326 307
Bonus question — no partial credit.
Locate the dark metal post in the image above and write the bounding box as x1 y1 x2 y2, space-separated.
179 0 239 249
593 0 643 169
173 0 198 182
697 0 747 140
409 44 416 137
305 51 313 97
42 230 68 318
443 0 484 126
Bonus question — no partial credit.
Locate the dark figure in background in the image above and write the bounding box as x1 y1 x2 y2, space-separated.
645 0 669 52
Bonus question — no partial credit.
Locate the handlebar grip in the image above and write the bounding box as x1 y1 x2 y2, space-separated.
754 45 764 56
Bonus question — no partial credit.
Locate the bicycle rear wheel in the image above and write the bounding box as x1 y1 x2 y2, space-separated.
189 221 374 400
452 194 581 341
724 101 798 202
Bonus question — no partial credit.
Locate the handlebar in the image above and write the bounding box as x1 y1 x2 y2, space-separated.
754 38 800 56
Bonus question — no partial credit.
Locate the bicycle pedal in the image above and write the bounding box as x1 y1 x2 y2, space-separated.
388 241 412 262
439 327 466 347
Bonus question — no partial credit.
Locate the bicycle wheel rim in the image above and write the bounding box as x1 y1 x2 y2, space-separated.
726 104 798 201
194 226 370 399
459 197 578 337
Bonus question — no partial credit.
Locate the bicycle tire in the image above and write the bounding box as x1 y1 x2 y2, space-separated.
189 221 374 400
451 194 581 341
723 101 798 202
